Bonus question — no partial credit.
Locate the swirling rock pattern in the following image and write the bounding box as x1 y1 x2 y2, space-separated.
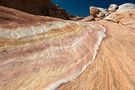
0 6 106 90
59 9 135 90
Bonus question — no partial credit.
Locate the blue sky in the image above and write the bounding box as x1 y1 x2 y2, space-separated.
52 0 135 16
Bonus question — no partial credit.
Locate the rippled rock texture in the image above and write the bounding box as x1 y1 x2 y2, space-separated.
0 3 135 90
0 6 106 90
59 4 135 90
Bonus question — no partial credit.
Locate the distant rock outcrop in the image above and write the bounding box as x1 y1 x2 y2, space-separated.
0 0 82 20
117 3 135 11
89 6 100 18
105 3 135 29
108 4 118 12
81 3 135 22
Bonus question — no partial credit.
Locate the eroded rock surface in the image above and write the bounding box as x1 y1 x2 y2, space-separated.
59 6 135 90
59 19 135 90
105 10 135 28
117 3 135 11
108 4 118 12
0 6 105 90
0 3 135 90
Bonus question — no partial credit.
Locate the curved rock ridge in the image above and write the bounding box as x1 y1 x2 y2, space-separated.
0 0 68 19
0 6 64 28
59 6 135 90
0 6 106 90
117 3 135 11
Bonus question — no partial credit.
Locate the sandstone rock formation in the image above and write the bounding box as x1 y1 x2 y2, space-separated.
108 4 118 12
0 0 80 20
89 6 100 18
0 6 105 90
105 3 135 29
0 3 135 90
59 19 135 90
89 6 109 20
117 3 135 11
105 9 135 28
82 3 135 22
79 16 95 22
59 4 135 90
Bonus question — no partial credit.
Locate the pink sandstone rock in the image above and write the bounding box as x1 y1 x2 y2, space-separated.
0 6 106 90
104 9 135 29
58 8 135 90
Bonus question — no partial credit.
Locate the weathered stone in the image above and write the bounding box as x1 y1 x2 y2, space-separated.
90 6 108 19
60 19 135 90
89 6 100 17
108 4 118 12
0 6 106 90
117 3 135 11
59 5 135 90
0 3 135 90
105 8 135 28
0 0 74 20
79 16 95 22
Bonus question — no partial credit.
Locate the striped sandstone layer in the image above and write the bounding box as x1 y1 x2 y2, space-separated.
59 8 135 90
0 6 106 90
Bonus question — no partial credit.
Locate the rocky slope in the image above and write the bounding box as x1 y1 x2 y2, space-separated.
0 0 80 20
59 20 135 90
59 3 135 90
105 9 135 29
0 6 105 90
0 3 135 90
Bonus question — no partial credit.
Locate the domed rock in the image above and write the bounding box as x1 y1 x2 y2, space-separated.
108 4 118 12
89 6 100 17
117 3 135 11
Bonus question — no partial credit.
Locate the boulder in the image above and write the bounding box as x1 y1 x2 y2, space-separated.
108 4 118 12
90 6 108 19
89 6 100 17
96 7 108 18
